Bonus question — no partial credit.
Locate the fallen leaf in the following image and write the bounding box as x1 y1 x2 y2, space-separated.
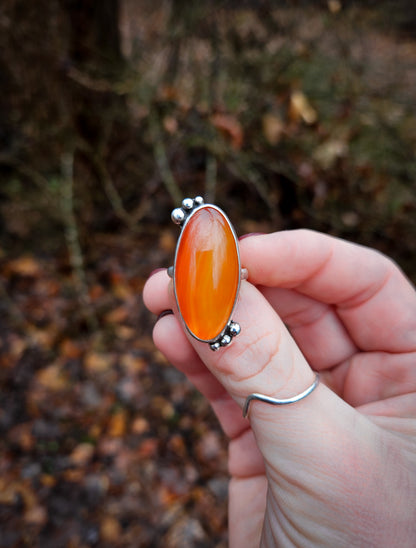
160 85 178 101
97 437 123 457
9 336 27 361
131 416 149 435
115 325 136 340
89 284 105 301
342 211 360 227
158 484 181 507
151 396 175 419
60 338 83 359
104 305 129 324
196 431 223 462
107 410 127 437
313 138 348 169
0 479 37 509
113 282 133 300
24 505 48 526
168 434 187 458
7 256 42 277
262 113 285 145
84 352 114 374
159 230 176 253
120 353 146 374
70 443 95 466
290 90 318 125
101 516 122 543
163 115 178 134
137 438 159 458
328 0 342 13
211 113 244 149
88 424 102 439
8 423 34 451
40 474 56 488
37 362 70 391
27 327 57 349
63 469 84 482
163 516 207 547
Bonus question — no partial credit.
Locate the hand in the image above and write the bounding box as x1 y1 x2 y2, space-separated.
143 229 416 547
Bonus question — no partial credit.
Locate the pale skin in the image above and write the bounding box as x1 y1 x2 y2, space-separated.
143 230 416 547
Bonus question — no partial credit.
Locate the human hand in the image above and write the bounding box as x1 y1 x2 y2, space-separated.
143 229 416 547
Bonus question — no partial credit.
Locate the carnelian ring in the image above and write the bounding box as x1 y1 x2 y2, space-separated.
171 198 242 350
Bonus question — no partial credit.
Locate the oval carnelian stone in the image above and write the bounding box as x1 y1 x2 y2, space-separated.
174 206 240 341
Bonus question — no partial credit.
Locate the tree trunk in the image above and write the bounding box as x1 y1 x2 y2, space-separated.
60 0 126 147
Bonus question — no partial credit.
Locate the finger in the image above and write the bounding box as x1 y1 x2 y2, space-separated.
240 230 416 352
153 314 249 440
172 279 386 508
260 286 358 369
358 392 416 419
142 269 170 315
228 428 265 477
148 264 396 536
368 415 416 440
341 351 416 407
183 282 315 407
229 475 267 548
145 272 250 438
261 286 416 406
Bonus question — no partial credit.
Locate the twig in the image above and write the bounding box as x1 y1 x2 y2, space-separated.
149 111 183 204
66 65 135 96
95 155 139 232
205 153 217 203
76 138 142 231
60 152 98 332
229 153 278 222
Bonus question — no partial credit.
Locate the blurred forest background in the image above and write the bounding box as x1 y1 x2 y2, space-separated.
0 0 415 546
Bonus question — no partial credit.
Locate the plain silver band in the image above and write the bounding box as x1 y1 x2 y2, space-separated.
243 373 320 418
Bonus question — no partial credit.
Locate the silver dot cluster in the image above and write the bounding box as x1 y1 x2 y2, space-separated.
209 320 241 351
171 196 204 226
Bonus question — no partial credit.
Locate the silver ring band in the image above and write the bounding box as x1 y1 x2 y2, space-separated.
243 373 320 418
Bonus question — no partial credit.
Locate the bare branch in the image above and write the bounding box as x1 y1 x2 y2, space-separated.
149 111 183 205
60 152 98 331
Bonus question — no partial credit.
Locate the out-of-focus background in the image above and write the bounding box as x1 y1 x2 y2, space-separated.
0 1 415 546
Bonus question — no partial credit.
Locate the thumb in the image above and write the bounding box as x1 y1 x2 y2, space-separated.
180 281 386 500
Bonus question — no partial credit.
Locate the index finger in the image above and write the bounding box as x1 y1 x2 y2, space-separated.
240 230 416 353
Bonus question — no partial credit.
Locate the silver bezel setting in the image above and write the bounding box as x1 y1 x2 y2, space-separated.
169 196 242 351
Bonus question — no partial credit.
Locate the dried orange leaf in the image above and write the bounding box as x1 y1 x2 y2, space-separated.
262 113 285 145
70 443 95 466
8 256 42 276
211 113 244 149
290 90 318 125
37 363 70 391
84 352 114 373
107 410 127 437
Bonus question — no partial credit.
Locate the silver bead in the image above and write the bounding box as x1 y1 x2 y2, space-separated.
220 334 232 346
171 208 185 224
167 266 174 278
210 342 221 352
194 196 204 206
182 198 194 210
229 321 241 337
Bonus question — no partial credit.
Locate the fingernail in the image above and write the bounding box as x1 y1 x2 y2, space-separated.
149 268 166 278
238 232 265 241
157 309 173 321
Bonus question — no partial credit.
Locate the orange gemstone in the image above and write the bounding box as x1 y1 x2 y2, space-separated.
174 206 240 341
